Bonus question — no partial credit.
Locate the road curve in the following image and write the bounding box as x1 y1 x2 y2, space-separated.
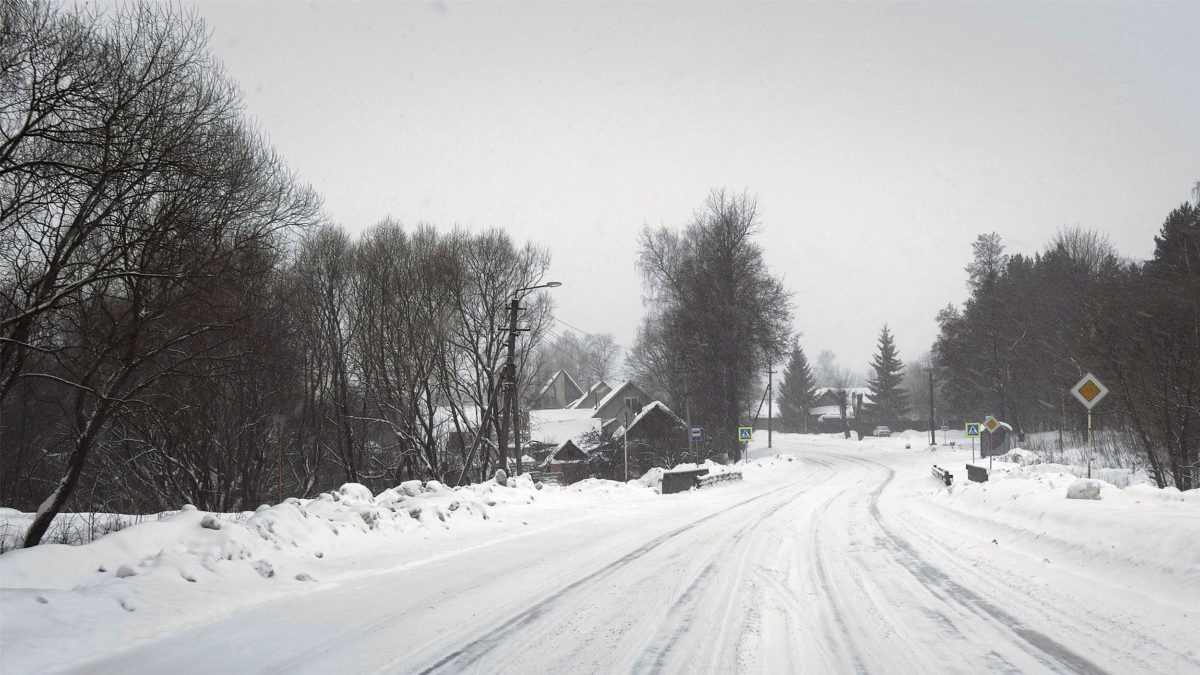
73 443 1190 674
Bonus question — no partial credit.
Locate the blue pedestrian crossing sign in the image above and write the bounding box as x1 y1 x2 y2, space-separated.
965 423 981 438
738 427 753 442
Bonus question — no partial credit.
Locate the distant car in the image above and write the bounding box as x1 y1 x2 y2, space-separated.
873 426 892 437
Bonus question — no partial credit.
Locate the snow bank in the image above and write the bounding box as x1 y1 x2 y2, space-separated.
917 458 1200 602
1066 478 1104 500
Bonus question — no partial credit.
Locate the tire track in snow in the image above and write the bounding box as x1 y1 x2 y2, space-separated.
817 451 1111 675
630 493 802 674
411 476 816 675
808 486 872 674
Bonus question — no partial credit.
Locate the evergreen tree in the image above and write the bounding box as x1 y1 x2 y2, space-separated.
867 324 909 425
778 346 816 432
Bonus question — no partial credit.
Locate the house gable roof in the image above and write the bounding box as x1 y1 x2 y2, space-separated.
593 381 649 415
566 379 614 410
813 387 876 406
547 438 588 463
535 369 583 403
611 400 684 439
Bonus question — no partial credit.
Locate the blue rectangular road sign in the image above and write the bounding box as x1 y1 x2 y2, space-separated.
965 423 981 438
738 427 753 442
691 426 702 441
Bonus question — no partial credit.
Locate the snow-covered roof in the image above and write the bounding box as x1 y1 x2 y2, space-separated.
432 405 485 428
593 381 644 414
807 405 844 418
610 400 683 439
527 408 601 444
546 438 589 463
566 379 614 409
813 387 875 406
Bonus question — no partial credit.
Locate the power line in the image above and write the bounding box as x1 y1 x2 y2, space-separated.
551 316 632 354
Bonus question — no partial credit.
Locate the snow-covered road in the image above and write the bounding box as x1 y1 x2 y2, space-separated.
39 435 1195 674
4 432 1195 667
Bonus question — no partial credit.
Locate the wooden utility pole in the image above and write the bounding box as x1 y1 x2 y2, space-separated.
928 369 936 447
503 297 520 475
767 366 776 448
684 370 694 457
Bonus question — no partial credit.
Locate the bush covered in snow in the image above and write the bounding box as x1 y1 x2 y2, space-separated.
1066 479 1104 500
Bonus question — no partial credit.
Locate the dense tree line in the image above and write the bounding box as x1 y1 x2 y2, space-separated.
933 210 1198 490
627 189 792 460
0 3 556 546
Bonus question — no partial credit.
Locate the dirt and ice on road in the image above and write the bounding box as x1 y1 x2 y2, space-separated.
2 433 1198 673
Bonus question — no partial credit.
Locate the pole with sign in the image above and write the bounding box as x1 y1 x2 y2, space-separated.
965 422 981 461
1071 373 1109 478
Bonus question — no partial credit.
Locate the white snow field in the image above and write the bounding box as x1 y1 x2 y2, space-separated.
2 433 1198 674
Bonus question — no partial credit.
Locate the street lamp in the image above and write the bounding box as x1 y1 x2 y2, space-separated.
504 281 561 476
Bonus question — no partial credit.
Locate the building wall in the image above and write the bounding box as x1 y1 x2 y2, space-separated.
595 383 651 425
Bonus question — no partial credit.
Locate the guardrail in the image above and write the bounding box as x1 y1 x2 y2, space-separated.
696 471 743 488
662 468 744 494
931 465 953 486
662 468 709 494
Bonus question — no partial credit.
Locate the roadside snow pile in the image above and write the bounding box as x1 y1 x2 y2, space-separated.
922 460 1200 600
1066 478 1104 500
0 481 500 592
995 447 1042 465
636 467 665 490
992 457 1153 488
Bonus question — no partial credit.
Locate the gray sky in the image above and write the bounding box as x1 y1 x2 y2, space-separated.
187 1 1199 377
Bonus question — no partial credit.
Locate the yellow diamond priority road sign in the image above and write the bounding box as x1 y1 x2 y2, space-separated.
983 417 1001 433
1071 373 1109 410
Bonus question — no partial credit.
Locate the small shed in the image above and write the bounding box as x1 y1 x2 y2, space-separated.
980 420 1013 457
545 439 590 484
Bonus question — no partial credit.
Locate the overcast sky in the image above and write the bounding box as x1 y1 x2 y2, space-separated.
185 1 1199 378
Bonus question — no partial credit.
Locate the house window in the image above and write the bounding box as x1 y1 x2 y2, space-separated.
624 396 640 411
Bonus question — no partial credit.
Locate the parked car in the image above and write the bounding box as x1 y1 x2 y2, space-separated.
873 426 892 437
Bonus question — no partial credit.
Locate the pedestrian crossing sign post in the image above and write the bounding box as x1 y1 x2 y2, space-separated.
965 423 981 460
738 427 753 442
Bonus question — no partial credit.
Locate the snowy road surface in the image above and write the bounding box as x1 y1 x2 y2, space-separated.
5 434 1198 673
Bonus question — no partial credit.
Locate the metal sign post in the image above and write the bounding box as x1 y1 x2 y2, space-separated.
1071 373 1109 479
981 417 1006 472
965 423 981 461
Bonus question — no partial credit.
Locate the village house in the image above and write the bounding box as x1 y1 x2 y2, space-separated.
532 369 584 410
808 387 875 432
526 379 686 483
